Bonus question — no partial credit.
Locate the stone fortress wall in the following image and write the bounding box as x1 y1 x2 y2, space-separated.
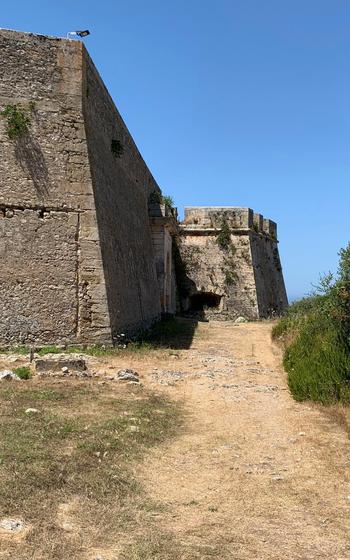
0 29 288 346
178 207 288 320
0 29 162 345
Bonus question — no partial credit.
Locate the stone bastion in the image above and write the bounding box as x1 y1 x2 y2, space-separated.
0 29 288 345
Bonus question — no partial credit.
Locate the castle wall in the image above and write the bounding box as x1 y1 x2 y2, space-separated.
82 49 161 335
250 234 288 316
179 207 288 320
0 30 289 343
177 232 260 319
0 30 161 345
149 203 178 315
0 31 104 345
0 209 79 344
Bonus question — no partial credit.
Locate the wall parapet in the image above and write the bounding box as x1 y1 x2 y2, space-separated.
182 207 278 239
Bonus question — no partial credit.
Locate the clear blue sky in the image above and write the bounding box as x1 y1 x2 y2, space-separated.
2 1 350 300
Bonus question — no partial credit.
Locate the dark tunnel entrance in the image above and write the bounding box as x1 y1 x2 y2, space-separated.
190 292 222 312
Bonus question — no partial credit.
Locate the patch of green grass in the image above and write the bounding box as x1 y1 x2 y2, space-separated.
35 343 152 357
37 345 66 355
13 366 31 379
0 345 31 355
224 270 238 286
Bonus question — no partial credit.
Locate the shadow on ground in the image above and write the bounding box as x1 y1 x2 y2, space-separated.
139 316 199 350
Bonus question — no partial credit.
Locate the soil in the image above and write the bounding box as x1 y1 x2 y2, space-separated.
140 321 350 559
1 320 349 559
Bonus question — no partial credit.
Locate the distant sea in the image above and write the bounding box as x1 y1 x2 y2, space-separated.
288 294 308 304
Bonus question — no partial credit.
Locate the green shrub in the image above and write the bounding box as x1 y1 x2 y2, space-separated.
148 192 174 208
162 195 174 208
149 190 162 204
284 315 350 404
1 104 31 139
216 216 231 250
111 139 124 158
13 366 31 380
274 243 350 405
272 296 323 343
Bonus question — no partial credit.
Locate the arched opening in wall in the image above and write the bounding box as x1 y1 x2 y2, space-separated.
190 292 222 312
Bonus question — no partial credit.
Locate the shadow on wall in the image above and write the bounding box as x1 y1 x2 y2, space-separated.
173 240 222 321
15 134 49 198
190 292 222 313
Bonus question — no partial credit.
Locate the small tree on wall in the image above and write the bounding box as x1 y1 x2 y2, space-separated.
1 104 31 139
111 139 124 158
216 216 231 250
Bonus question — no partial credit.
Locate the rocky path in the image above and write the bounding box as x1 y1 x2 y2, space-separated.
142 321 350 559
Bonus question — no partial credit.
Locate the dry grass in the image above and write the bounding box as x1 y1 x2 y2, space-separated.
0 378 183 559
118 533 230 559
322 404 350 439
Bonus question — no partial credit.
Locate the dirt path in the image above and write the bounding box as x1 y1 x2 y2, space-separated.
141 321 350 559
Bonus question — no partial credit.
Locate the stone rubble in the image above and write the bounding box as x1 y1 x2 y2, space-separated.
150 369 186 386
116 369 140 383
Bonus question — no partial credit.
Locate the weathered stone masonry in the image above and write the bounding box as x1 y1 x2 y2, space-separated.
0 29 163 345
0 30 288 346
178 207 288 320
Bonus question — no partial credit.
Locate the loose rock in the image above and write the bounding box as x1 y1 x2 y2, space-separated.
0 370 20 381
0 518 25 532
235 316 248 323
117 369 140 383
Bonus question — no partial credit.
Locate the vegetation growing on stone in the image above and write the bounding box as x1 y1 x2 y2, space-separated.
148 190 174 209
162 194 174 208
273 243 350 404
216 216 231 250
241 247 251 265
149 190 162 204
222 250 238 287
13 366 31 379
224 269 238 286
111 138 124 158
1 104 31 139
215 216 240 286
